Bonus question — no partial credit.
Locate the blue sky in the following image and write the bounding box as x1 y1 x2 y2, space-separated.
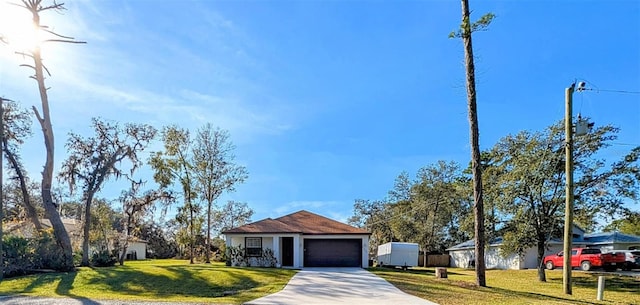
0 0 638 224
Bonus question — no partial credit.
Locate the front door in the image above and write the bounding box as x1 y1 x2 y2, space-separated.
282 237 294 267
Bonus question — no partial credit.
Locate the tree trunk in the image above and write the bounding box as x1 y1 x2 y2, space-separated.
119 211 134 266
81 192 95 266
187 187 194 264
33 41 74 270
424 247 428 267
205 200 211 263
119 217 132 266
3 138 43 231
1 98 4 280
119 238 129 266
537 238 547 281
190 203 194 264
460 0 486 287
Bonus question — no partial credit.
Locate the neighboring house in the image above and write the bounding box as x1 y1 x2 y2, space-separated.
123 238 148 260
6 218 84 250
582 232 640 252
223 210 371 268
447 226 640 270
6 218 147 261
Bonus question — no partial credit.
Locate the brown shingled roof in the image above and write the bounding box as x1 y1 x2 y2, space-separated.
222 210 369 235
222 218 301 234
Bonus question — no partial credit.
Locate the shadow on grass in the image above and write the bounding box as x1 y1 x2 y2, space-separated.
369 266 469 276
9 262 295 302
82 263 262 299
375 267 638 305
21 270 101 305
487 286 602 305
549 273 640 293
22 274 58 293
55 271 101 305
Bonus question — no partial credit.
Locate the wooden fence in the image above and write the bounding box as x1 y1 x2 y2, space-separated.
418 254 450 267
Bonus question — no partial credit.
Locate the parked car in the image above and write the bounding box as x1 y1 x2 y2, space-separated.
609 250 640 271
544 248 626 271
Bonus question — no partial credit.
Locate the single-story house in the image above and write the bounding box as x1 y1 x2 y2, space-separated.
7 218 147 261
123 238 148 260
447 226 640 270
6 218 84 250
223 210 371 268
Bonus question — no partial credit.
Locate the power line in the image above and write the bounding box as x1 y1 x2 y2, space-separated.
595 89 640 94
611 142 640 147
579 88 640 95
574 79 640 95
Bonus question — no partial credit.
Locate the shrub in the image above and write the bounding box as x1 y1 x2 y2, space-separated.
91 250 117 267
3 236 34 277
225 245 278 267
226 245 248 266
33 230 68 270
2 230 76 277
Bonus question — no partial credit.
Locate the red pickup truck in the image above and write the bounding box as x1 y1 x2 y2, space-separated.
544 248 626 271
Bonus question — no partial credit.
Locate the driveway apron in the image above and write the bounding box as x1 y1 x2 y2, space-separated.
245 268 438 305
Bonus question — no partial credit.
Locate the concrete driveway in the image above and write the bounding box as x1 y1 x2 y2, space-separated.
245 268 438 305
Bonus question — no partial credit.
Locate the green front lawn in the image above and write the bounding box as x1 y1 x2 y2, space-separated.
371 267 640 305
4 261 638 304
0 260 297 304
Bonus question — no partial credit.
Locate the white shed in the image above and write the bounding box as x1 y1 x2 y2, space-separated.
123 239 147 260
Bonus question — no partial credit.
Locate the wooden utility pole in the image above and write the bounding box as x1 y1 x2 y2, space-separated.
563 83 575 294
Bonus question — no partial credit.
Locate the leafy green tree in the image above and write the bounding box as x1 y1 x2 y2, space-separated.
118 179 172 265
57 200 83 220
460 151 507 243
89 198 121 254
3 181 41 223
173 204 204 260
2 101 41 230
415 161 467 252
348 199 394 255
490 120 639 281
59 118 157 266
149 126 200 263
387 162 469 262
604 210 640 236
192 124 248 263
138 221 179 259
214 200 253 234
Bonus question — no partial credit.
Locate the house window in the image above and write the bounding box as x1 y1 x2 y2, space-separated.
246 237 262 257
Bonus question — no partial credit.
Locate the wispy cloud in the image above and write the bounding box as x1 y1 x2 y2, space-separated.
4 1 297 141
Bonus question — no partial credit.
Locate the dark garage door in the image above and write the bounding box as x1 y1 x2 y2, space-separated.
304 239 362 267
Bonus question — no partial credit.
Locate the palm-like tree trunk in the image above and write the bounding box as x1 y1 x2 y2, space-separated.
459 0 486 287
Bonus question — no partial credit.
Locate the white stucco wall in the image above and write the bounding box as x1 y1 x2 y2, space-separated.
449 247 519 270
226 234 300 267
521 245 564 269
485 247 520 269
123 241 146 260
450 244 569 270
226 234 370 268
